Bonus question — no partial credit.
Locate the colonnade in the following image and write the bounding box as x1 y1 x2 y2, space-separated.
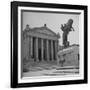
29 36 58 61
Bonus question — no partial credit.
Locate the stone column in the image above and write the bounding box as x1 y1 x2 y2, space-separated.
51 40 54 60
41 39 44 61
29 36 33 58
46 39 49 61
35 37 38 61
55 40 58 60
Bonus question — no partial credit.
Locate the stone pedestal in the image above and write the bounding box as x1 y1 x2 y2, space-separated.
57 45 79 67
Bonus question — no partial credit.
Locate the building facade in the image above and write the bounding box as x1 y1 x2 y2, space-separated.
22 24 60 62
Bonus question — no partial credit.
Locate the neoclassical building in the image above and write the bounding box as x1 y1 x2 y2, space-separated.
22 24 60 62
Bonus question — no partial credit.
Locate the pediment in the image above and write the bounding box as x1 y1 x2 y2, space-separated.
24 25 59 38
32 27 57 37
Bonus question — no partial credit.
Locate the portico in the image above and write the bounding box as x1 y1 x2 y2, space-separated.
23 24 60 62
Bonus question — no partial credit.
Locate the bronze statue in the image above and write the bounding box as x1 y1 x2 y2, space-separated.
61 19 75 47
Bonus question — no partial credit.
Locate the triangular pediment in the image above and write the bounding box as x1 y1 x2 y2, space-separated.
32 26 57 37
24 24 59 38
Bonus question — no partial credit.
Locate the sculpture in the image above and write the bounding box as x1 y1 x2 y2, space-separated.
61 19 75 47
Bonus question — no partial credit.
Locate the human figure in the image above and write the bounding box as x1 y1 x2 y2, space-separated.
61 19 75 47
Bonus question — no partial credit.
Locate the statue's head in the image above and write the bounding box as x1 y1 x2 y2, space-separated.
67 19 73 26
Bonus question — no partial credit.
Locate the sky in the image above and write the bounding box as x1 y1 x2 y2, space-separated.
22 11 79 46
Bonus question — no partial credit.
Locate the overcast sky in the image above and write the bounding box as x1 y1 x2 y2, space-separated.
22 11 79 46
